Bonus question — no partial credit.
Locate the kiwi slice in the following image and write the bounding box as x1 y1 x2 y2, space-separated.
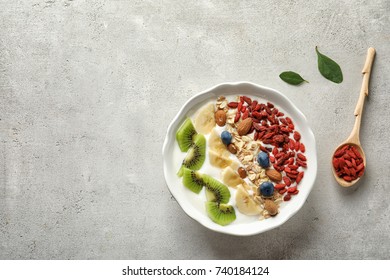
205 202 236 226
182 168 204 194
202 174 230 204
177 134 206 177
176 118 197 152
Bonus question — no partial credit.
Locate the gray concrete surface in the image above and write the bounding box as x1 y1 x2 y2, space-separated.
0 0 389 259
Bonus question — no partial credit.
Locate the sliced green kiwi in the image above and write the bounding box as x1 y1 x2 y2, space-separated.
205 188 215 202
176 118 197 152
202 174 230 204
177 134 206 177
205 202 236 226
181 168 204 194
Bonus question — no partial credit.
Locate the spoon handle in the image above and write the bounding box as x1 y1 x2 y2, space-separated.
354 47 376 117
347 48 376 144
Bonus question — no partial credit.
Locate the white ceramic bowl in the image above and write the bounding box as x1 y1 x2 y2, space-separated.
162 82 317 236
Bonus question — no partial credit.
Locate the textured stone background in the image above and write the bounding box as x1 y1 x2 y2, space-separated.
0 0 389 259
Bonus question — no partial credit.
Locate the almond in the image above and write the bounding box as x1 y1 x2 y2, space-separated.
237 118 252 136
264 199 278 216
215 110 227 126
266 169 282 182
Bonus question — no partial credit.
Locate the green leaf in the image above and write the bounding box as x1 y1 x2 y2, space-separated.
316 46 343 83
279 71 308 85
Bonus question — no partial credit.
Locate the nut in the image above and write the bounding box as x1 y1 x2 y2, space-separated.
264 199 278 216
266 169 282 182
238 167 247 178
236 118 253 136
227 143 237 154
215 110 227 126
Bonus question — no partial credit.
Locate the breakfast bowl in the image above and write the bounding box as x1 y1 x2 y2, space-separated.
162 82 317 236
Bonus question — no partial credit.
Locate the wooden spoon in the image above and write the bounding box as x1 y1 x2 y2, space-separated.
332 47 376 187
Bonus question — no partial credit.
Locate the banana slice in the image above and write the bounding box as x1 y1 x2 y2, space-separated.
221 166 245 188
194 103 216 134
235 184 262 216
242 181 253 191
209 150 239 169
209 129 229 157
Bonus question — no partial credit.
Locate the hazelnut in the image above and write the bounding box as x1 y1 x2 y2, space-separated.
227 143 238 154
215 110 227 126
238 167 247 179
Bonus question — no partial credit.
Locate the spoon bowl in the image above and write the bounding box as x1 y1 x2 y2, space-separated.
332 47 375 187
332 142 366 187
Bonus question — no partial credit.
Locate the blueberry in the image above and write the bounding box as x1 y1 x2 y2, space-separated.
257 152 270 168
221 131 232 145
258 182 274 197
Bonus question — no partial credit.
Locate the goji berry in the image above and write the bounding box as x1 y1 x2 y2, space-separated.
234 111 240 123
228 102 238 108
297 153 306 161
288 164 299 170
251 100 258 110
283 176 291 186
293 131 301 141
274 183 286 190
287 186 297 193
296 172 304 184
279 188 287 194
252 111 261 119
295 141 300 151
242 110 249 120
300 143 306 153
243 96 252 105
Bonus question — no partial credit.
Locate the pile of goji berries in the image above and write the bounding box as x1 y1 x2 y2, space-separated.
333 144 365 182
228 95 307 201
